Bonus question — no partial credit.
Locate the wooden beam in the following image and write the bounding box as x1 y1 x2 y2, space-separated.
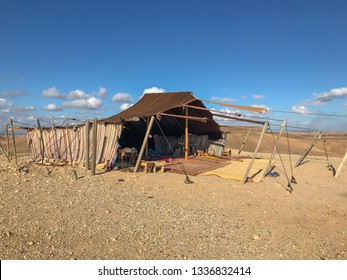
36 119 46 164
91 118 98 176
184 104 241 117
185 107 189 160
212 113 265 125
134 116 155 173
10 118 18 166
201 99 266 113
294 131 322 168
5 124 10 162
157 112 207 122
84 120 90 170
335 150 347 178
183 104 265 125
66 119 74 167
242 122 269 184
262 120 286 180
51 118 58 159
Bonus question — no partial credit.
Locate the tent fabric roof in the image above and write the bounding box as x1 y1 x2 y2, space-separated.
104 91 197 123
103 91 222 139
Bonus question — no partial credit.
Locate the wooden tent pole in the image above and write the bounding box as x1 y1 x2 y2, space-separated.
335 150 347 178
5 124 10 162
145 116 149 157
242 122 269 184
66 119 73 167
10 118 18 166
212 113 265 125
157 112 207 122
185 107 189 160
91 118 98 176
238 128 251 155
201 99 266 113
51 117 58 159
134 116 155 173
84 120 90 170
37 119 45 164
294 131 322 168
262 120 286 180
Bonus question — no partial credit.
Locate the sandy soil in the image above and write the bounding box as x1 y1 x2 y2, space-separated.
1 148 346 260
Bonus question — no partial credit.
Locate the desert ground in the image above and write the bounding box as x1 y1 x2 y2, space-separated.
0 129 346 260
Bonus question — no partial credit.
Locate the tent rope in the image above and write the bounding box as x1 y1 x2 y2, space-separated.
321 134 333 171
154 117 193 184
285 123 297 184
268 125 293 193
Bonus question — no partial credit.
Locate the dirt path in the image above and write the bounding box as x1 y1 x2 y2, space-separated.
0 153 346 260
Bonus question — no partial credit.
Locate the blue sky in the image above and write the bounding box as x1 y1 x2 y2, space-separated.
1 0 347 131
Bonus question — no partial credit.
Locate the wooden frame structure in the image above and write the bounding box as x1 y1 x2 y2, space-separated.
241 122 269 184
295 131 323 168
335 150 347 178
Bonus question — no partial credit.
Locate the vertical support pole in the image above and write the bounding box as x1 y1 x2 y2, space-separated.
335 150 347 178
51 117 58 159
84 120 90 170
134 116 155 173
5 124 10 162
185 107 189 160
66 119 73 166
37 118 45 164
242 122 269 184
10 118 18 166
145 116 149 157
91 118 98 176
262 120 286 179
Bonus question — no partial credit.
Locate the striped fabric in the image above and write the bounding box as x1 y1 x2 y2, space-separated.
26 123 122 168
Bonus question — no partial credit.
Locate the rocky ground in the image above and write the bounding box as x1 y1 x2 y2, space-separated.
1 152 346 260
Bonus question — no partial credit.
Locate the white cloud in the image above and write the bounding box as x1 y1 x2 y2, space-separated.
42 87 107 100
313 87 347 104
96 87 107 98
0 98 12 107
140 86 166 99
210 96 237 103
42 87 63 98
0 89 26 98
240 95 247 99
16 105 36 111
218 107 241 116
1 108 11 113
343 102 347 107
112 92 132 103
43 103 62 111
119 103 133 111
66 89 91 100
143 86 166 94
292 105 311 115
252 94 265 99
62 97 102 110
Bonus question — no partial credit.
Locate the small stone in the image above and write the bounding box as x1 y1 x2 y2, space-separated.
252 235 260 240
28 241 34 246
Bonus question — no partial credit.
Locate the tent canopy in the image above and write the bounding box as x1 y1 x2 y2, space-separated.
103 92 222 140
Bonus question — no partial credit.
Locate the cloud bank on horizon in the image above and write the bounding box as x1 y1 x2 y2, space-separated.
1 85 347 131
